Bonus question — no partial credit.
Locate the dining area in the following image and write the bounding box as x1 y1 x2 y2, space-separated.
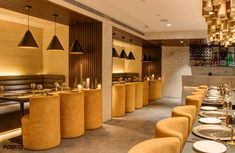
0 74 102 150
128 84 235 153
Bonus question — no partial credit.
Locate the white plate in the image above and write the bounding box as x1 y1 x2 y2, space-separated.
201 106 218 111
193 140 227 153
199 117 221 124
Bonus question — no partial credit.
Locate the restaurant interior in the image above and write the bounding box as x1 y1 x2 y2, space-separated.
0 0 235 153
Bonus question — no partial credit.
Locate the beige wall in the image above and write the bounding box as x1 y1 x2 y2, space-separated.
0 20 43 75
162 46 192 98
112 39 142 76
42 26 69 83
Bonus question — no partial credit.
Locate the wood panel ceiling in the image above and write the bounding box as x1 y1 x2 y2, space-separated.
0 0 99 25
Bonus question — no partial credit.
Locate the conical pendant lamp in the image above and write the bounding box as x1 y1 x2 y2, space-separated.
47 14 64 50
112 47 119 57
127 39 135 60
70 40 84 54
18 5 38 48
120 36 127 58
112 33 119 57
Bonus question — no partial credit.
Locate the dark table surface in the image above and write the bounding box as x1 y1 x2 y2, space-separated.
182 110 235 153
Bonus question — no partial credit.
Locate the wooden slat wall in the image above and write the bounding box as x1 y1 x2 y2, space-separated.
142 46 162 78
69 22 102 88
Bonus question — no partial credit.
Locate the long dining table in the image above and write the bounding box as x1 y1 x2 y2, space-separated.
182 109 235 153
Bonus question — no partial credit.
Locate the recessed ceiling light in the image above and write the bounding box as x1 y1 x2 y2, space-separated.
166 23 172 27
180 40 184 43
157 14 161 17
145 25 149 28
23 18 27 21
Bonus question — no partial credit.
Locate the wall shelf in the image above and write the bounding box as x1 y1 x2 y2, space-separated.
190 45 235 67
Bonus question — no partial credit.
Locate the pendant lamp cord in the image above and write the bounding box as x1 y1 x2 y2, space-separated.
122 37 125 50
54 15 57 36
27 7 29 30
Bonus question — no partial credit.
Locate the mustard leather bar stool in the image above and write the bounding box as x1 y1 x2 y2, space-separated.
155 117 188 150
135 82 143 109
195 88 207 94
128 137 180 153
172 105 196 131
112 84 125 117
21 95 60 150
59 91 84 138
149 80 162 100
143 80 149 106
125 83 136 113
83 89 102 129
185 95 202 112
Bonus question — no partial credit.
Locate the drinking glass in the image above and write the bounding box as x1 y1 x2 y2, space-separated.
0 86 4 93
30 83 36 94
55 82 60 91
227 114 235 145
37 84 43 94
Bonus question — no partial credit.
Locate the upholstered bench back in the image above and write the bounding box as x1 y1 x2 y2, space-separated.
0 75 65 92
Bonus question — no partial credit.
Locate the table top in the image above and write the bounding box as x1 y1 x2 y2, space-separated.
182 110 235 153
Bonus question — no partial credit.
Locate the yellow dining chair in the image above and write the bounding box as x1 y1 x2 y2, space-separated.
21 95 60 150
191 91 205 99
198 85 208 90
128 137 180 153
59 91 84 138
186 95 202 112
172 105 196 131
155 117 188 150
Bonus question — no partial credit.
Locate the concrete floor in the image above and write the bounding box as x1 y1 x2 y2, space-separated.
0 98 181 153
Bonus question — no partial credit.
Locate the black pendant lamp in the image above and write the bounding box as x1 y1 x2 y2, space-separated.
120 36 127 58
47 14 64 50
128 39 135 60
18 5 38 49
70 40 84 54
143 54 148 61
112 48 119 57
112 33 119 57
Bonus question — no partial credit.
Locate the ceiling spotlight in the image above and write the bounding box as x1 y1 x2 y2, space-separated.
166 23 172 27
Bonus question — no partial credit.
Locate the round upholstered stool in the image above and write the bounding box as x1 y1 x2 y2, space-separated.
143 80 149 106
83 89 102 129
135 82 143 109
128 137 180 153
21 95 60 150
112 84 125 117
149 80 162 100
125 83 136 113
59 91 84 138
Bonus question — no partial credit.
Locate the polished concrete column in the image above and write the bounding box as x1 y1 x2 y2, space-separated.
112 84 125 117
83 89 102 129
125 83 136 113
135 82 143 108
143 80 149 106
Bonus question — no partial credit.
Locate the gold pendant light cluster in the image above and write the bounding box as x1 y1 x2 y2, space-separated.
203 0 235 47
